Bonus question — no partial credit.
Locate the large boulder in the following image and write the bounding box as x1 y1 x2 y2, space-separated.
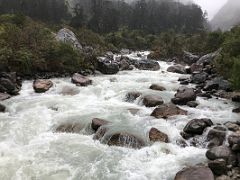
228 134 240 148
33 79 53 93
151 103 187 119
190 63 203 73
133 59 160 71
204 77 231 91
91 118 109 132
191 72 208 84
171 87 197 105
71 73 92 86
183 118 213 136
208 159 227 176
206 146 232 161
232 94 240 103
0 72 21 95
142 95 164 107
174 166 214 180
167 64 186 74
183 51 199 65
197 49 221 65
149 84 166 91
0 104 6 112
149 128 169 143
0 93 10 101
56 28 82 50
97 59 119 74
125 91 142 102
207 128 226 148
107 132 145 149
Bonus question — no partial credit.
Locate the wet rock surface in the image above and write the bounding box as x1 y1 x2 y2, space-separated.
0 72 21 95
149 128 169 143
142 95 164 107
71 73 92 86
151 103 187 119
167 64 186 74
149 84 166 91
171 87 196 105
33 79 53 93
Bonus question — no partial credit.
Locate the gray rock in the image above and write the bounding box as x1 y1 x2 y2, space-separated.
171 87 197 105
91 118 109 132
33 79 53 93
149 128 169 143
197 49 221 65
134 59 160 71
55 122 84 133
0 72 21 95
0 104 6 112
56 28 82 50
183 51 199 65
206 146 232 160
149 84 166 91
0 93 10 101
204 77 231 91
190 63 203 73
151 103 187 119
191 72 208 84
187 101 199 108
107 132 145 149
232 94 240 102
97 59 119 74
183 118 213 135
71 73 92 86
142 95 164 107
207 129 226 148
167 64 186 74
125 92 142 102
174 166 214 180
208 159 227 176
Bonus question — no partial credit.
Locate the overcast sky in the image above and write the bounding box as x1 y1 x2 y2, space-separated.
193 0 228 19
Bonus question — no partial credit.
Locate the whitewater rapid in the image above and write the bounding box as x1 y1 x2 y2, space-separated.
0 52 239 180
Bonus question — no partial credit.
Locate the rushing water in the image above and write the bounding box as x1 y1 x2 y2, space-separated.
0 52 239 180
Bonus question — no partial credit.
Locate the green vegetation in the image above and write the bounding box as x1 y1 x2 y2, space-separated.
0 14 93 76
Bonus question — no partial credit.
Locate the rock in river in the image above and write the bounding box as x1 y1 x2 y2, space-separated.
142 95 164 107
183 118 213 135
71 73 92 86
151 103 187 119
174 166 214 180
167 64 186 74
91 118 109 132
149 128 169 143
171 87 196 105
149 84 166 91
33 79 53 93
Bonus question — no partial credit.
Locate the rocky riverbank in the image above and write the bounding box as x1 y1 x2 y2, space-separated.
1 50 240 179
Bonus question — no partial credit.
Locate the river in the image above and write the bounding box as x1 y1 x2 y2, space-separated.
0 51 238 180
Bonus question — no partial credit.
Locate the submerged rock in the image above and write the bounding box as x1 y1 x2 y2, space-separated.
91 118 109 132
171 87 196 105
183 118 213 136
71 73 92 86
33 79 53 93
142 95 164 107
128 108 140 115
149 128 169 143
167 64 186 74
55 122 84 133
107 132 145 149
151 103 187 119
60 86 80 96
174 166 214 180
186 101 199 108
125 91 142 102
149 84 166 91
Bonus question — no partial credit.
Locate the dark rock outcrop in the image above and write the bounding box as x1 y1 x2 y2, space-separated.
206 146 232 161
97 58 119 74
186 101 199 108
174 166 214 180
107 132 145 149
183 118 213 136
207 128 226 148
0 72 21 95
167 64 186 74
149 128 169 143
0 104 6 112
208 159 227 176
191 72 208 84
204 77 231 91
91 118 109 132
183 51 199 65
133 59 160 71
33 79 53 93
197 50 221 65
142 95 164 107
232 94 240 102
171 87 196 105
151 103 187 119
71 73 92 86
149 84 166 91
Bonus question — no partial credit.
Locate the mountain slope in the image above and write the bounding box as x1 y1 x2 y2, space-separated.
211 0 240 31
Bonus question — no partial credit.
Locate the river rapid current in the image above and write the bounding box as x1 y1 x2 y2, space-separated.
0 51 239 180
